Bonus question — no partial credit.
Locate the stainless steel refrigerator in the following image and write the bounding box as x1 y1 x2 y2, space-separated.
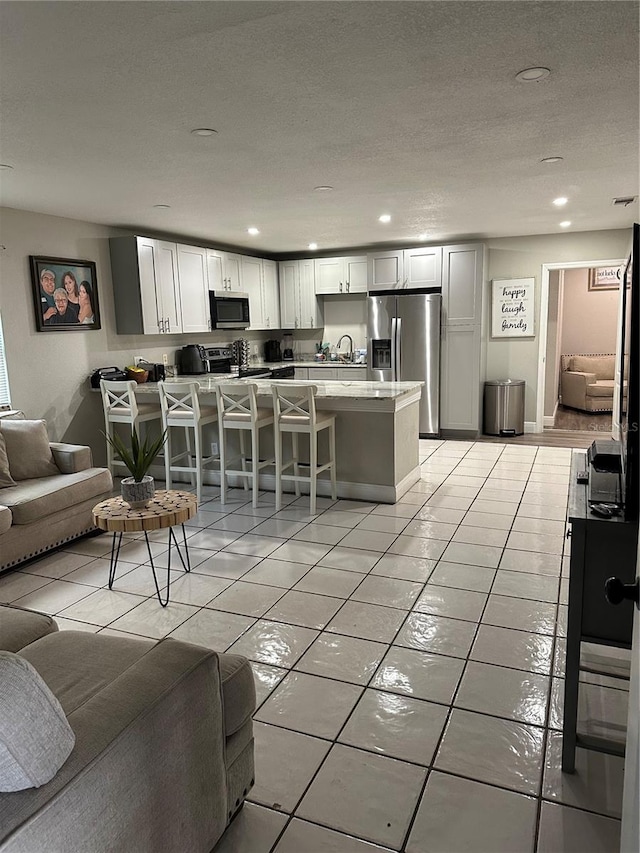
367 292 440 436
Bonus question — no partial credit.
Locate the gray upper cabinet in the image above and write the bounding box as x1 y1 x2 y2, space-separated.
442 243 484 325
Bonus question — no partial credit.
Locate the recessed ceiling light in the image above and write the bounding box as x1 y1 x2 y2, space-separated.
0 164 14 170
418 233 428 240
153 204 171 209
190 128 218 137
540 156 564 164
560 221 571 228
313 186 334 192
553 197 568 206
247 227 260 236
308 242 318 251
516 66 551 82
379 214 391 223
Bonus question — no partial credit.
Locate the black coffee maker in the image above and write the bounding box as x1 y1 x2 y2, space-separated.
177 344 208 375
264 340 282 362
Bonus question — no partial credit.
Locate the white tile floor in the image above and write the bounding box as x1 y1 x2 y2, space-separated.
0 439 629 852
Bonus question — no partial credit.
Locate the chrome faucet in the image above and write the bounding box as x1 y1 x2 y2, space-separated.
337 334 354 362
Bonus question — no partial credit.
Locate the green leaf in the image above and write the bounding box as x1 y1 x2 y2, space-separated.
102 427 167 481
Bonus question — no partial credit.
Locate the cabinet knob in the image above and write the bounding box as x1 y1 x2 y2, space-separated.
346 281 350 292
339 282 343 292
604 577 639 606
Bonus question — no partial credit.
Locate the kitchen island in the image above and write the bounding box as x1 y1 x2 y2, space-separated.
134 377 424 503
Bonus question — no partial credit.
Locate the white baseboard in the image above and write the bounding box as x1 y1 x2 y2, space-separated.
543 401 558 428
524 421 537 434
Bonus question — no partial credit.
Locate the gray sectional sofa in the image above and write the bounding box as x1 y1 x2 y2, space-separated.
0 604 256 852
0 420 113 573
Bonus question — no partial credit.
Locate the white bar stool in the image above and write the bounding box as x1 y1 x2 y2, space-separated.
158 381 219 505
215 382 274 508
99 379 163 477
272 383 337 514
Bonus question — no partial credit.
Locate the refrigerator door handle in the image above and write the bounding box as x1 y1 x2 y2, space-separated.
391 317 397 379
396 317 402 379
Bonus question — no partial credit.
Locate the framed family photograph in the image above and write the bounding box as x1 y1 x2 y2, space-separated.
29 255 101 332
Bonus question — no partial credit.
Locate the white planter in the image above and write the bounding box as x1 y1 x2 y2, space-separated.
121 475 155 509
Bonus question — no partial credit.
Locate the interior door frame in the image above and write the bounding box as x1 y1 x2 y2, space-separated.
536 258 625 433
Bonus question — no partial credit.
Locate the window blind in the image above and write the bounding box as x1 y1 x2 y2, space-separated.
0 312 12 409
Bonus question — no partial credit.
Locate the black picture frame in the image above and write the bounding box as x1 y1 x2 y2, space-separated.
29 255 101 332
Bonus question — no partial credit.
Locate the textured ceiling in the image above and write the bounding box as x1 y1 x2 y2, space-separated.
0 1 638 254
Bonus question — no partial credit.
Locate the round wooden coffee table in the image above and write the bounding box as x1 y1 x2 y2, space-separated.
93 490 198 607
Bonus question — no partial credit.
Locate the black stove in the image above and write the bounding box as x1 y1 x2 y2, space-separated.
238 367 272 379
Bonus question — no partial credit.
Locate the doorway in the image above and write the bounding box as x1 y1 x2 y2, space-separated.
536 259 625 435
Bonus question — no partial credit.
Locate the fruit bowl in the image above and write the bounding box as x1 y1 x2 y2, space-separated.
125 367 149 384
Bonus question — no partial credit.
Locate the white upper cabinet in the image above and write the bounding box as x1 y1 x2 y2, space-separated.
315 257 344 294
344 256 368 293
442 243 484 325
206 249 224 292
207 249 243 292
299 259 322 328
153 240 183 334
279 261 299 328
134 236 165 334
279 259 323 329
315 256 367 294
403 246 442 289
177 244 209 334
241 256 264 330
224 254 243 292
262 260 280 329
368 250 404 291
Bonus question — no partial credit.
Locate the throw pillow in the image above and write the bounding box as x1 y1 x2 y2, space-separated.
0 433 16 488
0 651 75 791
0 419 60 480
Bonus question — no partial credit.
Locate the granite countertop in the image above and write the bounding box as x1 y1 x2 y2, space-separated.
138 376 422 400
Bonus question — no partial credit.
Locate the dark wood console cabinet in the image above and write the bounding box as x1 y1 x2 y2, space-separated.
562 451 637 772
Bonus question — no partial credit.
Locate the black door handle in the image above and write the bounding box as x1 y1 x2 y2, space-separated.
604 577 640 606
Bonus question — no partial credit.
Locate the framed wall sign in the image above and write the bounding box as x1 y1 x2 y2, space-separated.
588 265 623 291
29 256 101 332
491 278 535 338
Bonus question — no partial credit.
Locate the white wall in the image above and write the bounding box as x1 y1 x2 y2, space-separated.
485 229 629 422
322 294 367 352
560 267 620 355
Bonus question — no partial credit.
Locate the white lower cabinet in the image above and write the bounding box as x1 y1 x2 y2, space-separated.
308 367 338 380
440 324 482 431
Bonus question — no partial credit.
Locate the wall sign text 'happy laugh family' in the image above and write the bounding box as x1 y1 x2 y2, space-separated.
491 278 535 338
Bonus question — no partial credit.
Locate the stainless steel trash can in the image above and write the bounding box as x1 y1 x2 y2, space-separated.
484 380 525 436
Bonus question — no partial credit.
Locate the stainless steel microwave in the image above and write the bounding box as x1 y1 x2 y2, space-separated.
209 291 250 330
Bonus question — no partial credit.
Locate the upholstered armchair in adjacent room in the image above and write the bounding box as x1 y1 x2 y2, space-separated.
559 353 621 412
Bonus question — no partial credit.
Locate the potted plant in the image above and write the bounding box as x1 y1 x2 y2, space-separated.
104 427 167 509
